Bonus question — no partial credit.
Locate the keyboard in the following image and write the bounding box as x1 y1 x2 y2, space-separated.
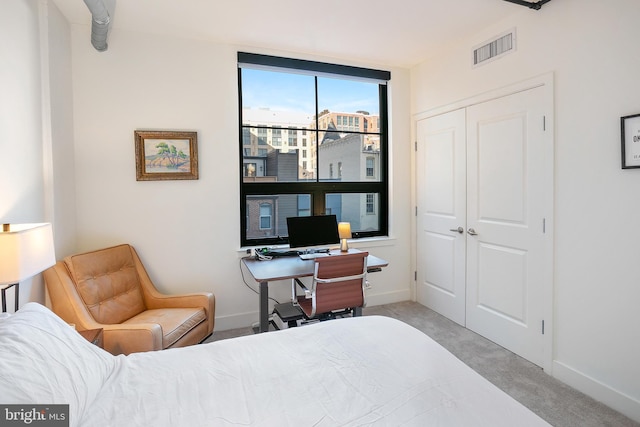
299 253 330 260
264 250 299 257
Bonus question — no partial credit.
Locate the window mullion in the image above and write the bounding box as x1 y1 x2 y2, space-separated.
314 75 319 184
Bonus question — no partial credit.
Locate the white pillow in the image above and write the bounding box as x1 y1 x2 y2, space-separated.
0 303 116 427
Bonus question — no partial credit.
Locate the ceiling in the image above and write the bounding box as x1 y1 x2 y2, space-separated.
50 0 532 67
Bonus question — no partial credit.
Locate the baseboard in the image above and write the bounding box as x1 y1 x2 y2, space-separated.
553 360 640 423
213 289 411 332
365 289 411 307
213 311 258 331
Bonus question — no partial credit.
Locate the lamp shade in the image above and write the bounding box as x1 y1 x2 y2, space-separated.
0 223 56 285
338 222 352 239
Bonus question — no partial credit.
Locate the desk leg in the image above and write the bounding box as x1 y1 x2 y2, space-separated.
259 280 269 333
1 288 6 313
354 306 362 317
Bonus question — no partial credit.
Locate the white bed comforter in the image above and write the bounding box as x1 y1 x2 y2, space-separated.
0 303 550 426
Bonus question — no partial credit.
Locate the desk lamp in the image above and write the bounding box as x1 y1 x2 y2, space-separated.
338 222 351 252
0 223 56 312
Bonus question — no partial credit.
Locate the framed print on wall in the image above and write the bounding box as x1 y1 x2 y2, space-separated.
621 114 640 169
134 130 199 180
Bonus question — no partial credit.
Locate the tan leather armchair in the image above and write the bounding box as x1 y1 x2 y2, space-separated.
43 244 215 355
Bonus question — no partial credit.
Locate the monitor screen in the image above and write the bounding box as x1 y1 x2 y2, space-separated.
286 215 340 249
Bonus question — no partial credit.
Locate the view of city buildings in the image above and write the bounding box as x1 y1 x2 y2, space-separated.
242 108 381 241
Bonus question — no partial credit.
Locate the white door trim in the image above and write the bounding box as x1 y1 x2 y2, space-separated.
414 72 552 122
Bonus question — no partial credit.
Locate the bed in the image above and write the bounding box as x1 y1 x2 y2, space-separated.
0 303 550 426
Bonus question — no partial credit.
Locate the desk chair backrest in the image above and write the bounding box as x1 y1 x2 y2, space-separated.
295 251 368 318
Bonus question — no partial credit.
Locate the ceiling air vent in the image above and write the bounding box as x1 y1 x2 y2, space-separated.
472 29 516 68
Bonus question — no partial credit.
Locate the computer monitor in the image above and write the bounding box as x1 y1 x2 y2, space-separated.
286 215 340 249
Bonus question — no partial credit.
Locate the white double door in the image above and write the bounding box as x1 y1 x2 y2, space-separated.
416 86 552 367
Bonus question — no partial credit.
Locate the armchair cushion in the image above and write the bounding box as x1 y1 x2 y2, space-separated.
124 308 206 348
64 244 146 324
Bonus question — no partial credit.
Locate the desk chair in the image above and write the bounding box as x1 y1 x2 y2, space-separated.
292 251 369 319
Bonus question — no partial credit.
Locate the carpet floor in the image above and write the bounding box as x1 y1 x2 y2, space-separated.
205 301 638 427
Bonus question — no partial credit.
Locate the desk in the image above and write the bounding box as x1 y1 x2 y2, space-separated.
242 249 388 333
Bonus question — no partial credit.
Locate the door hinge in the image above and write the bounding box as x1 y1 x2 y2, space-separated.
414 271 417 281
415 206 418 216
542 320 545 335
542 218 546 234
543 115 546 131
415 141 418 151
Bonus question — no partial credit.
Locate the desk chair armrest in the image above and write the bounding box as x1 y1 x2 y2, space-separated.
293 278 312 299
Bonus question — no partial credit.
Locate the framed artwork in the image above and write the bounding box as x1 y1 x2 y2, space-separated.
134 130 199 180
621 114 640 169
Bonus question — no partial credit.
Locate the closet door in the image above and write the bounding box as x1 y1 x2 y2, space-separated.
416 109 467 326
465 86 549 367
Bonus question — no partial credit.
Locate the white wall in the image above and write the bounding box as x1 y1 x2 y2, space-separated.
67 25 412 330
46 0 78 259
4 0 638 421
411 0 640 421
0 0 57 308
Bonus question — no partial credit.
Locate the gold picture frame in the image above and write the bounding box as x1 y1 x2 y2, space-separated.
621 114 640 169
134 130 198 181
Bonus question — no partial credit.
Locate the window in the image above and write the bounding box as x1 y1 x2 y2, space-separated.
239 52 390 246
259 204 272 229
298 194 311 216
257 127 267 145
366 193 375 214
244 163 257 177
366 157 375 178
272 127 282 146
288 127 298 146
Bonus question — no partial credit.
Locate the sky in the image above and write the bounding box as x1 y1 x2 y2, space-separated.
241 68 380 116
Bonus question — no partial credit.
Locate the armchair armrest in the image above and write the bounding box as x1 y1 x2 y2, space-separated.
131 249 215 335
143 292 215 336
144 292 213 310
101 323 163 355
44 263 98 330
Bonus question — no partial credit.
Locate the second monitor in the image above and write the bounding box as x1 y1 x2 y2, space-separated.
286 215 340 251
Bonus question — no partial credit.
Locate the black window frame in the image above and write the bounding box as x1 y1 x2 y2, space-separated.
238 52 390 247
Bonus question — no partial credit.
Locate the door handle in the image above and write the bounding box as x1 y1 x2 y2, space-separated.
449 226 464 234
467 228 478 236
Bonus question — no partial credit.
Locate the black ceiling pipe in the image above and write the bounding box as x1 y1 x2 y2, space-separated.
502 0 552 10
83 0 111 51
